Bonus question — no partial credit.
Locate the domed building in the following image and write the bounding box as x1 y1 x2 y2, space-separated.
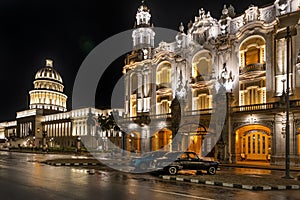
0 59 123 150
29 59 67 112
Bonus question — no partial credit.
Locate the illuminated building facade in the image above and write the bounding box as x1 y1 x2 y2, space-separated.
0 59 123 150
1 1 300 166
122 0 300 165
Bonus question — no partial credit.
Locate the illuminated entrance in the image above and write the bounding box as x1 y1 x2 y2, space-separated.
236 125 271 161
178 123 208 156
126 132 140 152
151 128 172 151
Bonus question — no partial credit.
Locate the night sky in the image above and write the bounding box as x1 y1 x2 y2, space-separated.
0 0 274 122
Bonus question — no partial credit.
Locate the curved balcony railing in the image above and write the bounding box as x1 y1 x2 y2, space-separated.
240 63 266 74
190 74 213 84
156 82 171 90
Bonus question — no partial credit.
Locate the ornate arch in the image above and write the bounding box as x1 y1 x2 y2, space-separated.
232 121 274 134
191 50 213 80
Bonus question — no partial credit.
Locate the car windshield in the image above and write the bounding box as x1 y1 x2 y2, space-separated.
187 152 199 159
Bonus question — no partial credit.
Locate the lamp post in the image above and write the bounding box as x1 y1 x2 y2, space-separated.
277 10 300 179
42 130 47 152
121 131 126 156
76 137 81 153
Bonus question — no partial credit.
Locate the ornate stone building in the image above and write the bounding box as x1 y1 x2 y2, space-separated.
1 1 300 166
121 0 300 165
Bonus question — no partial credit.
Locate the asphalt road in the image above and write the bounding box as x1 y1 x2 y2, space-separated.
0 151 300 200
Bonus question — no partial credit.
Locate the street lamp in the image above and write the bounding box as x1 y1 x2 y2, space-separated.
121 131 127 156
277 10 300 179
42 129 47 152
76 137 81 153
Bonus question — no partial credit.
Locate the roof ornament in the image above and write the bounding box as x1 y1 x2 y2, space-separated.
46 59 53 68
278 0 288 15
179 22 184 33
228 4 236 18
199 8 205 19
222 5 228 16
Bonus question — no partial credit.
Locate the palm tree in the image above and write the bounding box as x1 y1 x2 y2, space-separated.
98 112 119 150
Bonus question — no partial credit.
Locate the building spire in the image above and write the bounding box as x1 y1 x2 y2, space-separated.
131 1 155 58
136 0 151 27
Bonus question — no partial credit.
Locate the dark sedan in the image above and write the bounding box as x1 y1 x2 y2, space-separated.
152 151 219 175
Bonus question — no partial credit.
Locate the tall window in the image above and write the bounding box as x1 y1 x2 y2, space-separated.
156 62 172 114
130 73 138 117
156 62 171 85
196 94 212 110
239 36 266 106
191 51 213 110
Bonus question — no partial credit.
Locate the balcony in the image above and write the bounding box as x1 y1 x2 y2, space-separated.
156 82 171 90
240 63 266 74
190 74 213 84
232 100 300 113
119 100 300 124
232 103 275 112
184 109 213 116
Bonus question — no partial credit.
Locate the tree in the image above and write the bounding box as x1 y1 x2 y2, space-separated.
97 112 119 150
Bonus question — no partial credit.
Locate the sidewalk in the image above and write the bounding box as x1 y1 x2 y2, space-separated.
160 172 300 191
40 156 300 191
220 161 300 172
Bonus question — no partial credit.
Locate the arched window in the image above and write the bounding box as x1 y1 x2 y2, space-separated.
156 62 171 85
239 36 265 69
191 51 213 110
192 51 212 81
239 36 266 106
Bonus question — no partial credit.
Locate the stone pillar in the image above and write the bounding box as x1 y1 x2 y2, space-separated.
140 128 151 152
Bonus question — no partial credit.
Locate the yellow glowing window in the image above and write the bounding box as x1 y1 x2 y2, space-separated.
245 47 260 66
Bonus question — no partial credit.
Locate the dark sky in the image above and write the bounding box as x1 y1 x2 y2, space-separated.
0 0 274 122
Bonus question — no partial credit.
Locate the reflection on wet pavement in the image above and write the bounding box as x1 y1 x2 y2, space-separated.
232 168 271 175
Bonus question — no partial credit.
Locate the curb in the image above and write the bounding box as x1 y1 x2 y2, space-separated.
43 161 129 167
160 175 300 191
44 162 102 166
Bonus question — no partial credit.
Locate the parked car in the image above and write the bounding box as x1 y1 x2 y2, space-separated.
130 150 168 170
152 151 219 175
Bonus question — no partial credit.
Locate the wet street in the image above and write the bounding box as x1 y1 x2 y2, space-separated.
0 151 300 200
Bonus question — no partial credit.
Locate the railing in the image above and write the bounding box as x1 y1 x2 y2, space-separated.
119 100 300 122
240 63 266 74
157 82 171 90
232 103 275 112
292 100 300 107
120 113 172 123
190 75 213 84
184 109 213 116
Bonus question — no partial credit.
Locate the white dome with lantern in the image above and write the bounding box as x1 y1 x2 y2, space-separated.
29 59 67 112
35 59 63 83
